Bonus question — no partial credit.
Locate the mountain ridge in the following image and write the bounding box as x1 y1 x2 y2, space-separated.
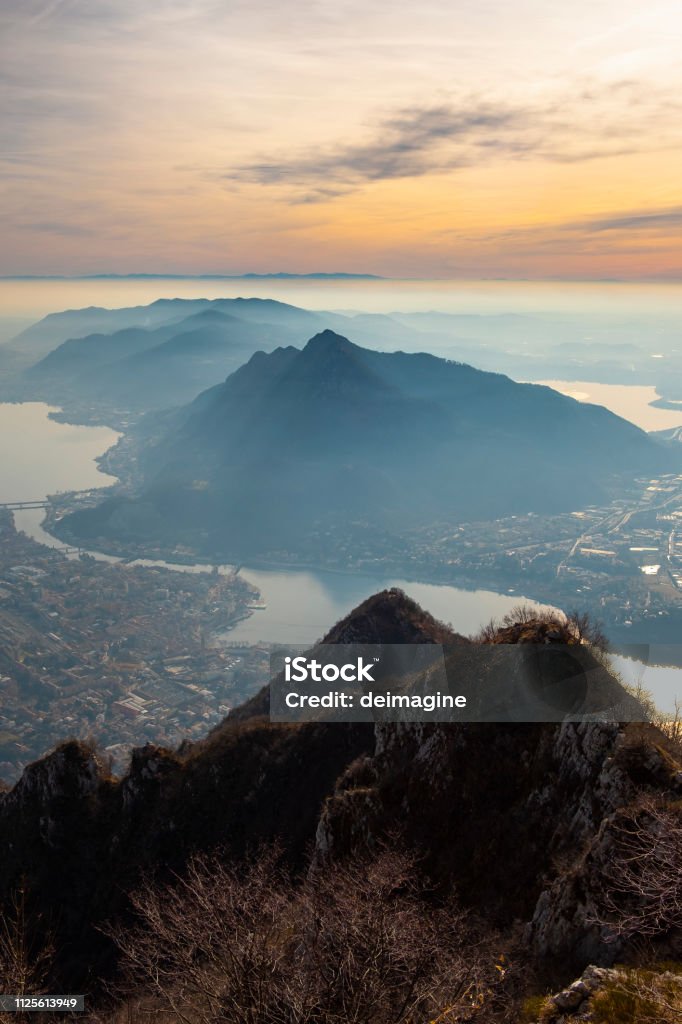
0 591 678 998
57 328 674 558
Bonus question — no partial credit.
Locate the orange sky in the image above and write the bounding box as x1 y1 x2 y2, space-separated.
1 0 681 279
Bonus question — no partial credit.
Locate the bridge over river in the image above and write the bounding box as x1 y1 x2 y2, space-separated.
0 500 50 510
0 500 82 555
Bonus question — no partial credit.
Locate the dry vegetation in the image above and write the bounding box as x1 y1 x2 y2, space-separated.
473 604 608 650
0 595 679 1021
595 798 682 943
99 847 520 1024
0 886 54 1024
589 967 682 1024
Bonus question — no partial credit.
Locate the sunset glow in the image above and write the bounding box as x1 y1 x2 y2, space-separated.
2 0 682 278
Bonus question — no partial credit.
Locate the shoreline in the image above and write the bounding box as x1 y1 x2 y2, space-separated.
41 510 682 666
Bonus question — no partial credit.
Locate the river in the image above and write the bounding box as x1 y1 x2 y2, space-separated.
0 400 680 714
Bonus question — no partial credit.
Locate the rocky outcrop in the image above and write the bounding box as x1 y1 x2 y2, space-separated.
550 965 623 1018
526 724 682 964
313 711 681 968
531 963 682 1022
0 723 374 989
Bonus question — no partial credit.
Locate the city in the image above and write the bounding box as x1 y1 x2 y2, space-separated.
0 509 269 782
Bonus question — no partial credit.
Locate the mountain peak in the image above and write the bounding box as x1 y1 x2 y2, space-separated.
321 588 463 645
303 329 355 353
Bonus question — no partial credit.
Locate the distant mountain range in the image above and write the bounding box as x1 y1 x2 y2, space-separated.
59 329 674 557
9 298 331 410
8 296 501 414
5 295 681 412
1 272 384 281
22 304 323 411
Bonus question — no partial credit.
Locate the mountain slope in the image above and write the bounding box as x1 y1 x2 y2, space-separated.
60 329 674 556
0 591 678 994
16 301 332 412
8 298 214 358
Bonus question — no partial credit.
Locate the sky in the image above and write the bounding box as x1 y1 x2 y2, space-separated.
1 0 682 279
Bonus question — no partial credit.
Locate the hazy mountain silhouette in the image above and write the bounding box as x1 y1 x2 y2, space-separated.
60 329 673 556
7 298 680 413
17 300 332 411
10 298 216 357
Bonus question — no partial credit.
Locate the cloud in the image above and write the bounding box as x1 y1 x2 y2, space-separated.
19 220 98 237
571 207 682 233
226 101 532 195
432 202 682 269
224 84 678 200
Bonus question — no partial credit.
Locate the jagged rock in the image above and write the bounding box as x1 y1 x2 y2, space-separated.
530 964 624 1021
314 699 679 967
531 964 682 1022
5 740 104 805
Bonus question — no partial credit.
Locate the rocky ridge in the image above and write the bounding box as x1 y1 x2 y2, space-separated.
0 589 679 994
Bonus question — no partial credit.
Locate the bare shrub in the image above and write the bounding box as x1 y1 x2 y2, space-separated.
564 610 608 652
596 799 682 942
107 848 290 1024
107 846 514 1024
471 604 608 652
475 617 502 643
0 885 54 1024
502 605 541 627
295 851 496 1023
657 700 682 760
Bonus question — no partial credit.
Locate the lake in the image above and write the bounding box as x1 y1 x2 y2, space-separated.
0 402 120 501
219 566 543 645
535 380 682 433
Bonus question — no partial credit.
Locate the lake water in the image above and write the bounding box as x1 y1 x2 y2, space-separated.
220 566 541 645
536 380 682 433
611 654 682 718
0 402 120 501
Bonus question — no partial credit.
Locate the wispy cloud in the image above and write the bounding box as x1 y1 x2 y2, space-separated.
448 204 682 247
225 83 680 201
232 104 523 187
225 101 531 199
571 207 682 233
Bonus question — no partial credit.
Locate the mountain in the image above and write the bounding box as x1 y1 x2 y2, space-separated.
7 298 214 359
8 298 681 419
60 329 674 556
11 299 332 413
2 272 384 281
7 296 325 367
23 308 309 411
237 272 384 279
0 591 678 1006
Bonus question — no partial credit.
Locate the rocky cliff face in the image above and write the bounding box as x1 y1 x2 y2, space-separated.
0 721 374 987
314 712 681 969
0 589 679 992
